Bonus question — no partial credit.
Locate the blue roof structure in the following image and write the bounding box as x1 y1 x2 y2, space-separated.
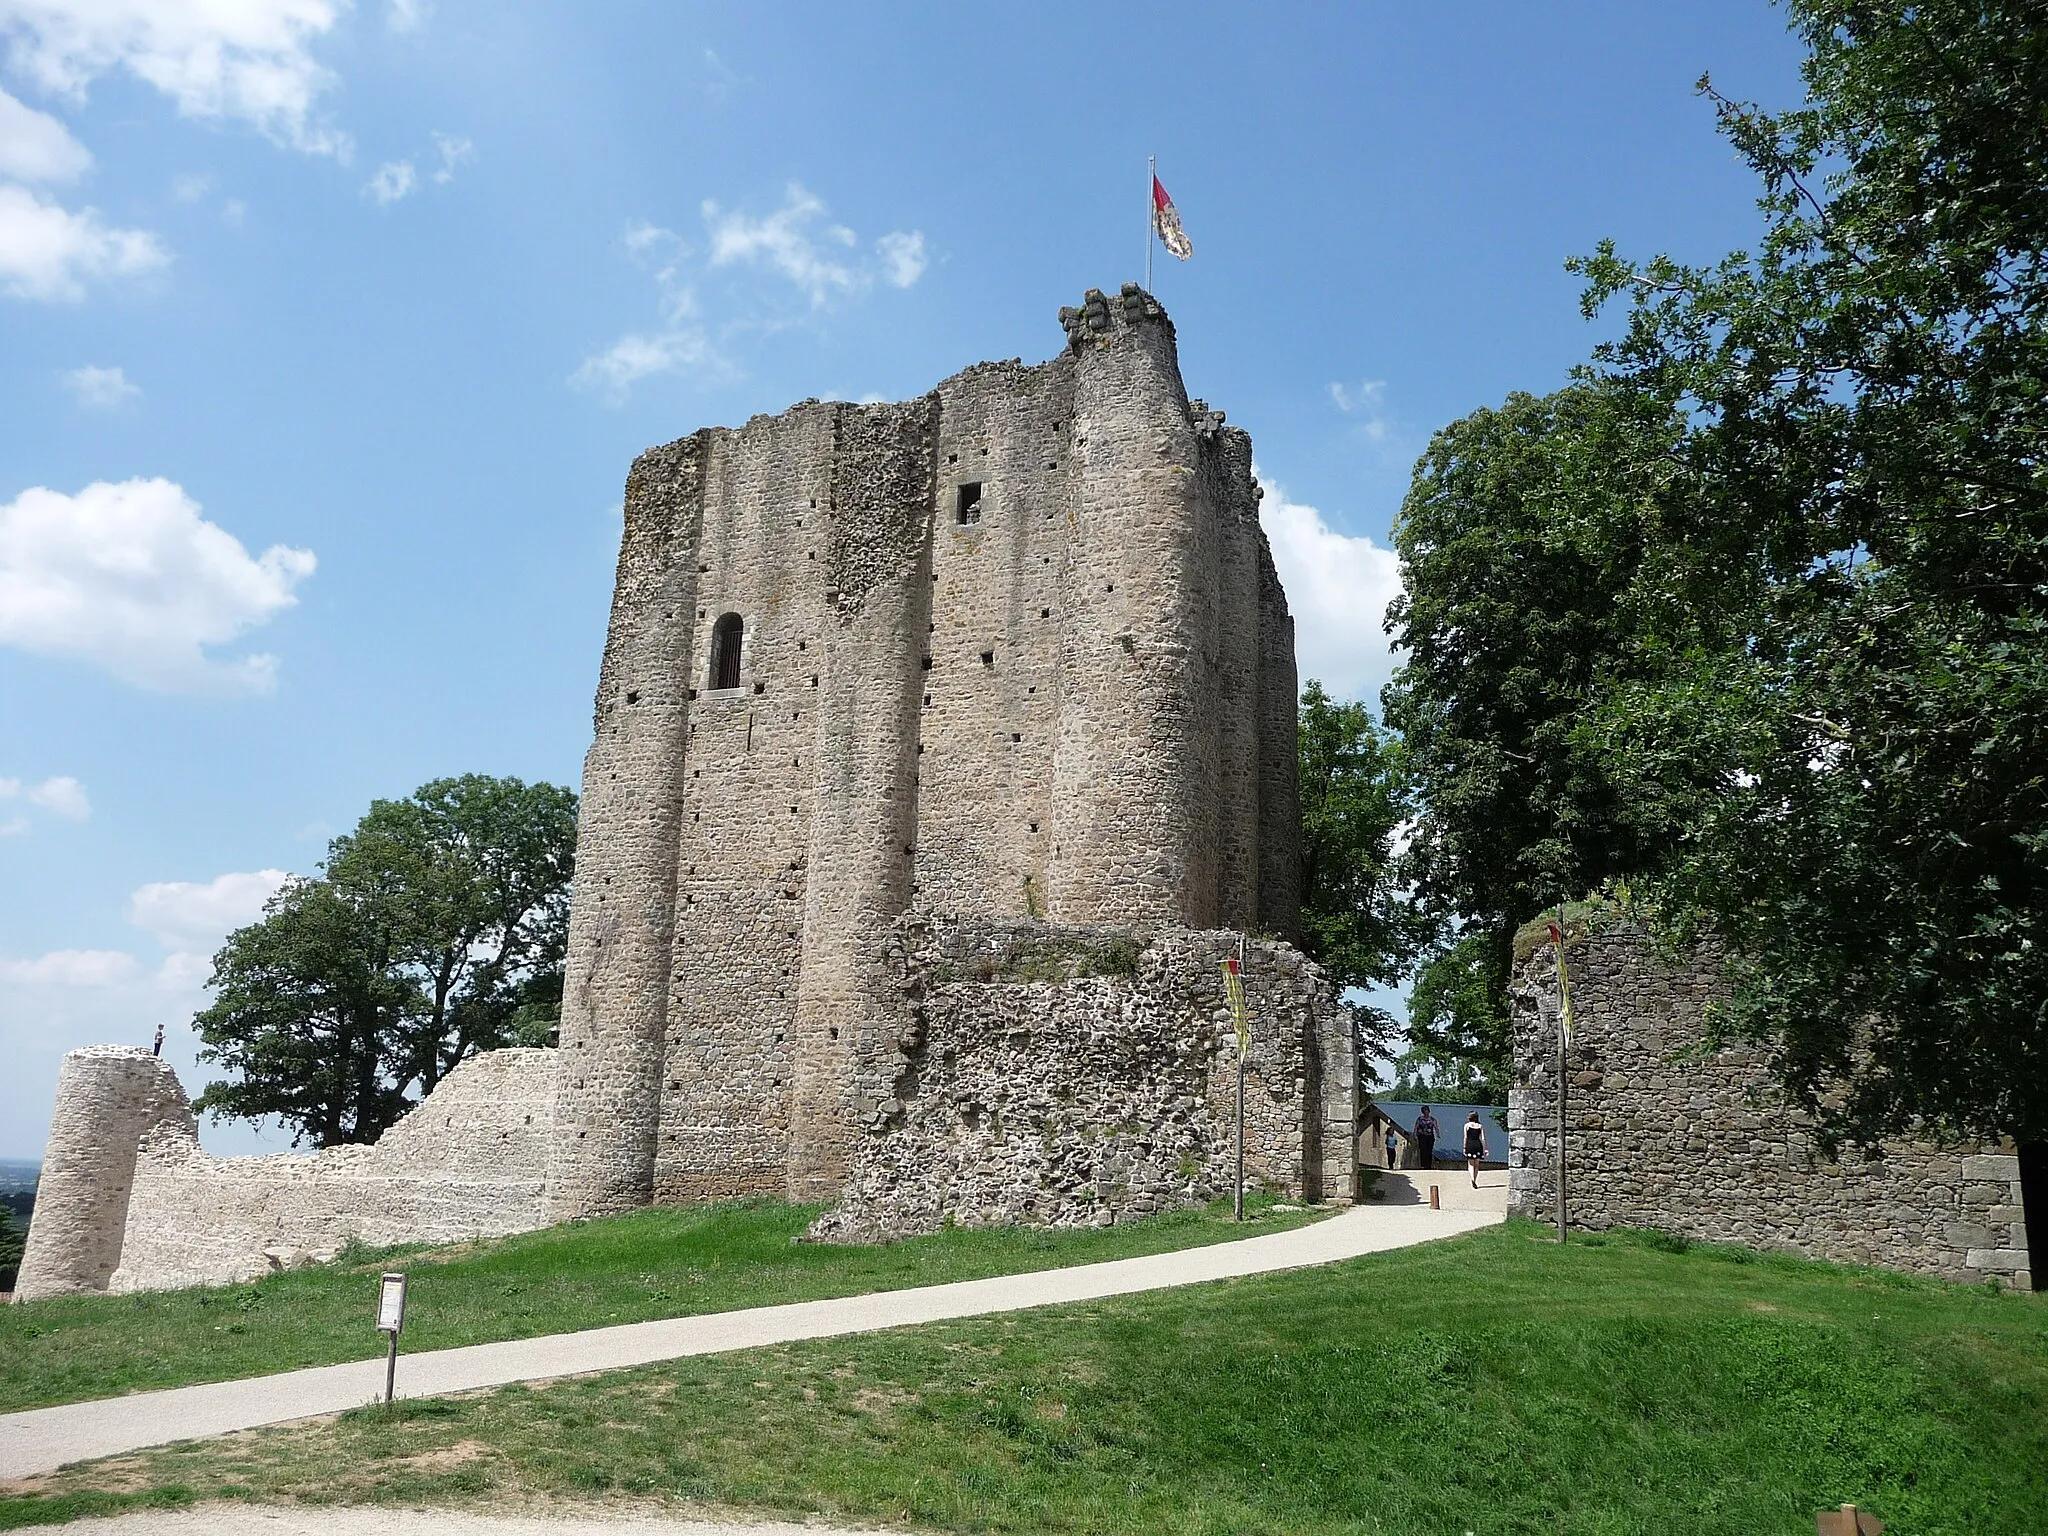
1370 1100 1507 1163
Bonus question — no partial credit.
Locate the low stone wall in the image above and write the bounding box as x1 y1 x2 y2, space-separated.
13 1047 557 1297
1507 924 2031 1288
811 918 1355 1242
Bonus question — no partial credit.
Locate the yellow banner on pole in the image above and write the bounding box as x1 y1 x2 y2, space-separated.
1221 956 1250 1061
1547 921 1575 1046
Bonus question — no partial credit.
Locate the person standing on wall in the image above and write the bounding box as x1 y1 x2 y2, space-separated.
1414 1105 1439 1171
1463 1111 1487 1187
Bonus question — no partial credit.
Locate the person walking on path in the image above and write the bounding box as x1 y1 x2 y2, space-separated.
1463 1112 1488 1187
1384 1124 1400 1169
1414 1106 1439 1170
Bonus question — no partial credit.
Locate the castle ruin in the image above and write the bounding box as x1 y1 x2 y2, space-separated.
17 287 1357 1299
549 281 1312 1220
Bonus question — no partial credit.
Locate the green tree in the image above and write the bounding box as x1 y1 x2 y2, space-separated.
326 775 578 1088
195 775 577 1147
1297 682 1426 1077
1393 931 1514 1103
1569 0 2048 1172
193 877 415 1145
1381 385 1682 1090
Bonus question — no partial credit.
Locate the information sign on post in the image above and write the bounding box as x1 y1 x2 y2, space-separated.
377 1272 407 1404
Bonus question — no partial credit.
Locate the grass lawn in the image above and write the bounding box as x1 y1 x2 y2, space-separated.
4 1221 2042 1534
0 1195 1322 1416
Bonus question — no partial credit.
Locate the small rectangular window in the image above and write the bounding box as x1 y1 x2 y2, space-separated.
955 482 983 525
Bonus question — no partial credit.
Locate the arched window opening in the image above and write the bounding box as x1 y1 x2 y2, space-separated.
709 613 743 691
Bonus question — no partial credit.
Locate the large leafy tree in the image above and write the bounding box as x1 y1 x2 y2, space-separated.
1381 384 1683 1090
326 775 578 1092
193 877 415 1145
195 775 577 1146
1296 681 1426 1076
1572 0 2048 1166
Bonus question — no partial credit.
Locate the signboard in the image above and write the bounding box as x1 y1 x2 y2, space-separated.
377 1272 408 1335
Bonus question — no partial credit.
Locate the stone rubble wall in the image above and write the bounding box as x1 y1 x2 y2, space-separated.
1508 925 2032 1288
810 918 1354 1242
62 1049 555 1295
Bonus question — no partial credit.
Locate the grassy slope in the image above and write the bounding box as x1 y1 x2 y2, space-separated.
0 1196 1321 1414
6 1222 2043 1535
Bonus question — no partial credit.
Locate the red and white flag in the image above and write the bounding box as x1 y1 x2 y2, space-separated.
1152 174 1193 260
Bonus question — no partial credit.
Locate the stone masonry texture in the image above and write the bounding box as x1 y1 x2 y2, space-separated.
18 1048 551 1298
1508 924 2032 1289
812 918 1355 1242
554 285 1315 1219
14 1048 190 1299
21 288 1338 1295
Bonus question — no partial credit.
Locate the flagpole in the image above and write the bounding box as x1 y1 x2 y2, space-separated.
1146 154 1154 292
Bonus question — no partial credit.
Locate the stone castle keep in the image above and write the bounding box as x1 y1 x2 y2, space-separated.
549 280 1310 1220
18 287 1357 1299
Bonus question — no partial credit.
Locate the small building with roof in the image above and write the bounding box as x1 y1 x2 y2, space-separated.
1363 1100 1506 1170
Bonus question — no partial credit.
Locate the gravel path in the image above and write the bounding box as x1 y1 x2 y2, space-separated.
1 1201 1501 1481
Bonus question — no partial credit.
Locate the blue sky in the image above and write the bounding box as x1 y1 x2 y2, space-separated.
0 2 1808 1158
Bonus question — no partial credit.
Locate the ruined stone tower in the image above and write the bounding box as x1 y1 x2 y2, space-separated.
547 286 1305 1220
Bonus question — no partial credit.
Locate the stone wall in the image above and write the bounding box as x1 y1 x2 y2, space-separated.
14 1048 555 1297
1508 925 2032 1288
14 1047 190 1300
811 917 1355 1242
555 285 1306 1217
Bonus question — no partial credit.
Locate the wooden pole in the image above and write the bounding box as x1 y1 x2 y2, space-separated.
1556 901 1569 1244
1234 931 1246 1221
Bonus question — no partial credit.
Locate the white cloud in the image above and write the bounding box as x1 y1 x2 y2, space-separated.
1329 379 1392 443
1257 467 1404 707
430 131 469 184
571 327 721 400
0 773 90 818
130 867 288 990
62 361 136 405
0 181 166 299
129 867 287 950
0 0 350 156
0 476 315 693
170 169 211 201
0 948 135 986
876 229 925 288
0 83 89 180
363 158 414 204
579 188 922 403
386 0 427 33
704 182 863 306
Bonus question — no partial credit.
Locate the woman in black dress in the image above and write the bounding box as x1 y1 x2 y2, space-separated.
1463 1112 1488 1187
